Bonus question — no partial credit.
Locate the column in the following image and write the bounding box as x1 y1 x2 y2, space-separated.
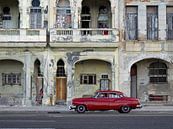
66 63 75 106
111 63 116 90
158 3 166 40
19 0 29 28
24 51 32 106
49 0 56 28
114 0 119 29
42 48 54 105
138 4 147 40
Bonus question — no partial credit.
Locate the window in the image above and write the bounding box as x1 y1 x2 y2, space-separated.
2 73 21 85
108 93 122 98
167 7 173 40
56 60 66 77
30 0 42 29
98 6 109 28
125 6 138 40
80 74 96 85
2 7 12 28
149 62 167 83
56 0 71 28
81 6 91 35
147 6 158 40
101 74 109 79
32 0 40 7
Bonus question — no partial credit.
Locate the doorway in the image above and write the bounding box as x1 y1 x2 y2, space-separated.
130 64 137 98
56 60 67 104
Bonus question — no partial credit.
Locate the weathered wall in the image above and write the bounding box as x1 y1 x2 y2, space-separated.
135 59 173 102
74 59 112 97
0 60 24 105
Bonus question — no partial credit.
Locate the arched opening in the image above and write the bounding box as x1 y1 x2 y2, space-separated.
34 59 43 105
56 59 66 77
55 0 71 28
81 0 112 35
130 58 171 103
130 64 137 98
74 59 112 97
55 59 67 104
30 0 42 29
0 59 24 106
0 0 19 28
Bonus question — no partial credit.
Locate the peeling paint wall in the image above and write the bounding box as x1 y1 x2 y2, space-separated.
0 60 24 105
74 60 112 97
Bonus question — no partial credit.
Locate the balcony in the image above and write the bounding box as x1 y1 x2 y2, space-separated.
0 29 47 47
50 28 119 48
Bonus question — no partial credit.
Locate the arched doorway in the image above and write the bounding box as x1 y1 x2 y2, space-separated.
130 64 137 98
34 59 43 105
55 59 67 104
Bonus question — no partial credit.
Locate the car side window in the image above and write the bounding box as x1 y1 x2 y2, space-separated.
109 93 120 98
97 93 107 98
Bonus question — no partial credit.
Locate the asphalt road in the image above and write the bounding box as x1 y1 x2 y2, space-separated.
0 111 173 129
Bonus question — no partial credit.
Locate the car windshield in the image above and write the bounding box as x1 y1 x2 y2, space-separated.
92 92 98 98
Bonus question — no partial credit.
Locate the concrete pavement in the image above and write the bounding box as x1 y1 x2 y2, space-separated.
0 104 173 112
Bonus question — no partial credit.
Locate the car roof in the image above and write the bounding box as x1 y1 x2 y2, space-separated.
96 90 123 94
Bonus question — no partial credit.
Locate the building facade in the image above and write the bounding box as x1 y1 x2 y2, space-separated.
0 0 173 106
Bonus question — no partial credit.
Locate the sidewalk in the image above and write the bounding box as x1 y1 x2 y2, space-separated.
0 105 69 112
0 104 173 112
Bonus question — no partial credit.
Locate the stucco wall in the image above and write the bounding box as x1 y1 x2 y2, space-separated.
135 59 173 101
74 60 112 97
0 60 24 105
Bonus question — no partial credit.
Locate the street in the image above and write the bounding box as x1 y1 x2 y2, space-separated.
0 111 173 129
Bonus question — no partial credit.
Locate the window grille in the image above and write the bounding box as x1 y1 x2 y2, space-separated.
149 62 167 83
2 73 21 86
80 74 96 85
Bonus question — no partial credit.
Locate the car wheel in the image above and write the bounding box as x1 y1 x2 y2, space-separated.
76 105 86 113
119 105 131 113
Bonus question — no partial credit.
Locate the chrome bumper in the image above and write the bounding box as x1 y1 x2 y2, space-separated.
69 105 76 110
136 104 143 108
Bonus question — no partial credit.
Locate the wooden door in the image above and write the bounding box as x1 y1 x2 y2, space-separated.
56 77 67 103
131 64 137 98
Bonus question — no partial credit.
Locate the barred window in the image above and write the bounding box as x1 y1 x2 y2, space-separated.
2 73 21 86
80 74 96 85
149 62 167 83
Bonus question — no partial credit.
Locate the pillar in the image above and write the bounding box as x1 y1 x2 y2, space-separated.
24 51 32 106
66 63 75 106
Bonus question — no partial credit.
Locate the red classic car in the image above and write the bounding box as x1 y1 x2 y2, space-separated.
69 90 142 113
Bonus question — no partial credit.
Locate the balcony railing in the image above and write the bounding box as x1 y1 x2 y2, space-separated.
0 29 46 43
50 28 119 43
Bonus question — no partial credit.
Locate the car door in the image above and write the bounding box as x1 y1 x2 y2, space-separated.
90 92 110 110
108 93 122 110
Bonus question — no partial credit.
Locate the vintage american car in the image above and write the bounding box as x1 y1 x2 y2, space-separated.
69 90 142 113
